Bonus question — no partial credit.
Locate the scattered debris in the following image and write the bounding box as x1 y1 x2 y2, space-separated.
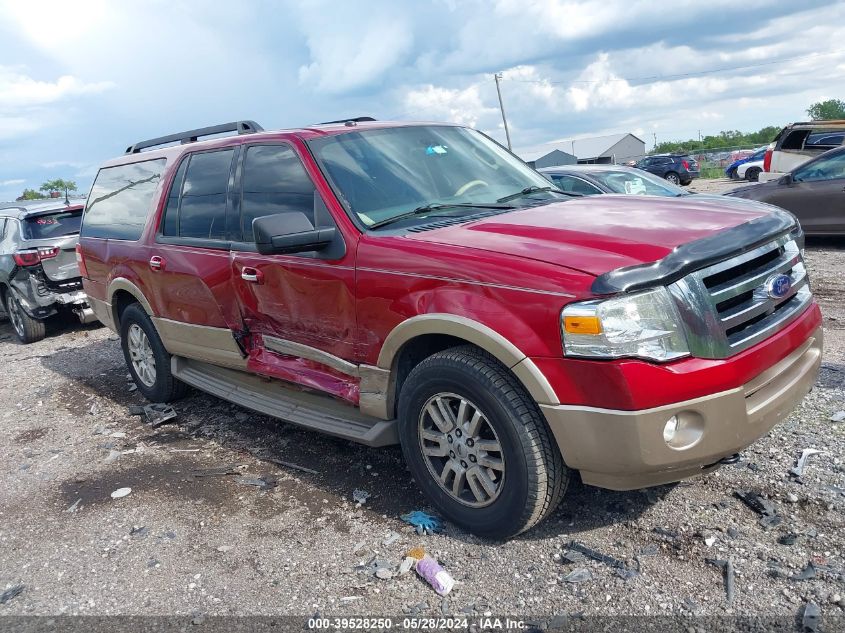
706 559 735 602
64 498 81 513
375 567 394 580
408 548 454 596
236 475 278 490
562 568 592 584
653 527 678 540
104 450 121 464
561 550 587 564
128 383 138 393
637 544 659 557
565 541 639 579
734 490 781 528
189 464 242 478
791 562 817 581
830 410 845 423
727 527 739 539
401 511 443 535
216 545 233 553
109 431 127 439
143 403 177 427
352 489 370 504
802 601 820 633
128 405 145 416
0 584 24 605
778 533 799 546
110 487 132 499
704 535 717 547
263 457 319 475
383 531 400 546
398 557 415 576
787 493 800 504
790 449 822 479
130 526 149 537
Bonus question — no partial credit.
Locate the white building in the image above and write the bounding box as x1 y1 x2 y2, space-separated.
518 133 646 167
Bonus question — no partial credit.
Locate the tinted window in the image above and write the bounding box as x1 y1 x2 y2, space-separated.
161 158 189 236
240 145 316 241
178 149 233 240
805 132 845 148
550 175 602 195
794 151 845 182
82 159 166 240
24 209 83 240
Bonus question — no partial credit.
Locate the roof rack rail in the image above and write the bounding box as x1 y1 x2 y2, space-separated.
125 120 264 154
318 116 376 125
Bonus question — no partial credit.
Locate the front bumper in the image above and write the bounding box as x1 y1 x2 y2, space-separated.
540 327 822 490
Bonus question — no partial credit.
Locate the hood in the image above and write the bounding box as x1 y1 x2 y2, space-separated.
407 194 775 277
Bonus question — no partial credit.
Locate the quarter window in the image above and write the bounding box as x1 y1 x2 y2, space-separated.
82 159 166 240
239 145 317 242
177 149 234 240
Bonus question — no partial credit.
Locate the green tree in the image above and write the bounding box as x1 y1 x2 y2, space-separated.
806 99 845 120
39 179 78 199
18 188 45 200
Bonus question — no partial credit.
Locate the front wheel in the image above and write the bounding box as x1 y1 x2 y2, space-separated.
398 346 568 539
5 290 46 344
664 172 680 185
746 167 761 182
120 303 187 402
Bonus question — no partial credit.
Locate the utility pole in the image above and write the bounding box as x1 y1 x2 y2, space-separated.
653 132 657 150
494 73 512 151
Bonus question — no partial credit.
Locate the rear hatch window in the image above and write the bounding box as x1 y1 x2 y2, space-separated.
23 209 83 240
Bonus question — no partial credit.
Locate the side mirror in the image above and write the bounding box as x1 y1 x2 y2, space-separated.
778 173 794 185
253 212 336 255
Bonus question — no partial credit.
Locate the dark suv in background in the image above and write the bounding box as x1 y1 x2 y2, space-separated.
635 154 699 185
0 200 94 343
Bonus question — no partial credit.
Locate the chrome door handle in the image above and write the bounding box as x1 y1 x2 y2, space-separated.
149 256 164 271
241 267 264 284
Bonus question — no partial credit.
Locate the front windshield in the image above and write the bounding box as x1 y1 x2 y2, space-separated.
307 125 564 228
590 169 688 197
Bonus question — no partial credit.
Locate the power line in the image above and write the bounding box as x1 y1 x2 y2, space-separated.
504 48 845 85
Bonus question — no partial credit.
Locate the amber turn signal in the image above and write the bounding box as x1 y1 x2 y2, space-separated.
563 315 602 335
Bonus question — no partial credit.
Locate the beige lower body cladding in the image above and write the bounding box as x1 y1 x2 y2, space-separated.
540 328 823 490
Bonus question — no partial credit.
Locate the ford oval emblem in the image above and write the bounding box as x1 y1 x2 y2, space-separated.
766 273 792 299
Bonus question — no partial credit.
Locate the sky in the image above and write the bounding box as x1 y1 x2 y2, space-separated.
1 0 844 202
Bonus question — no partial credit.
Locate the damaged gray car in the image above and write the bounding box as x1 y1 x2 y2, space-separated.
0 201 95 343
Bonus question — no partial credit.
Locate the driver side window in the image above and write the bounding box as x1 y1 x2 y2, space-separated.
794 152 845 182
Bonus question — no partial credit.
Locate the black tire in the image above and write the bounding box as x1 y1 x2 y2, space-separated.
119 303 187 402
397 345 568 539
746 167 761 182
664 171 680 185
5 290 46 344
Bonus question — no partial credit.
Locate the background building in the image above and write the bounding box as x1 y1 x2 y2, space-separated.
518 133 646 167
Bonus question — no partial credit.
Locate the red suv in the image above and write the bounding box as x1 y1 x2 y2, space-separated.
78 119 822 538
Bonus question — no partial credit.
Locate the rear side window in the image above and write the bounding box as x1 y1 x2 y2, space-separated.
240 145 316 241
23 209 83 240
165 149 234 240
82 159 166 240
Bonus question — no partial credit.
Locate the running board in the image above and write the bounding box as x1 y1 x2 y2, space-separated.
171 356 398 447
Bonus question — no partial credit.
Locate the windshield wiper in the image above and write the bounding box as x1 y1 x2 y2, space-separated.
496 185 580 203
368 202 515 230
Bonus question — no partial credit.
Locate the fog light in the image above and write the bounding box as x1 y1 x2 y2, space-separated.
663 416 680 443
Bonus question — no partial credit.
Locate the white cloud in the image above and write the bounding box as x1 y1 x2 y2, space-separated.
0 178 24 187
0 67 114 108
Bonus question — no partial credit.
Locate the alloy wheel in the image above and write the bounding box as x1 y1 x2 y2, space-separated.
6 294 25 339
417 392 506 508
127 323 157 387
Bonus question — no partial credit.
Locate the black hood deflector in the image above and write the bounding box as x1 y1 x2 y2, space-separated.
591 209 800 295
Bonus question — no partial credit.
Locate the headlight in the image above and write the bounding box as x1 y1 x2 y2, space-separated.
561 287 689 362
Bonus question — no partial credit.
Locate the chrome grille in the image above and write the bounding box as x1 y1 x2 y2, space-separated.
669 235 812 359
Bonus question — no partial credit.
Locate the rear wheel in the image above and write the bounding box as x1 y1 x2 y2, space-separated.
664 171 680 185
746 167 761 182
119 303 187 402
5 290 46 344
398 346 568 539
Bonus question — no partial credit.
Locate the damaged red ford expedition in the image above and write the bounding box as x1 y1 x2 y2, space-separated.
77 119 822 538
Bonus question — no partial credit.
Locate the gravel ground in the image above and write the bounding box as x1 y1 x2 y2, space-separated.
1 181 843 624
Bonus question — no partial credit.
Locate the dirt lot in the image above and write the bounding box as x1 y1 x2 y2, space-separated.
1 181 844 625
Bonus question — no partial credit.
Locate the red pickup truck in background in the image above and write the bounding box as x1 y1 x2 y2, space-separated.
77 119 822 538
